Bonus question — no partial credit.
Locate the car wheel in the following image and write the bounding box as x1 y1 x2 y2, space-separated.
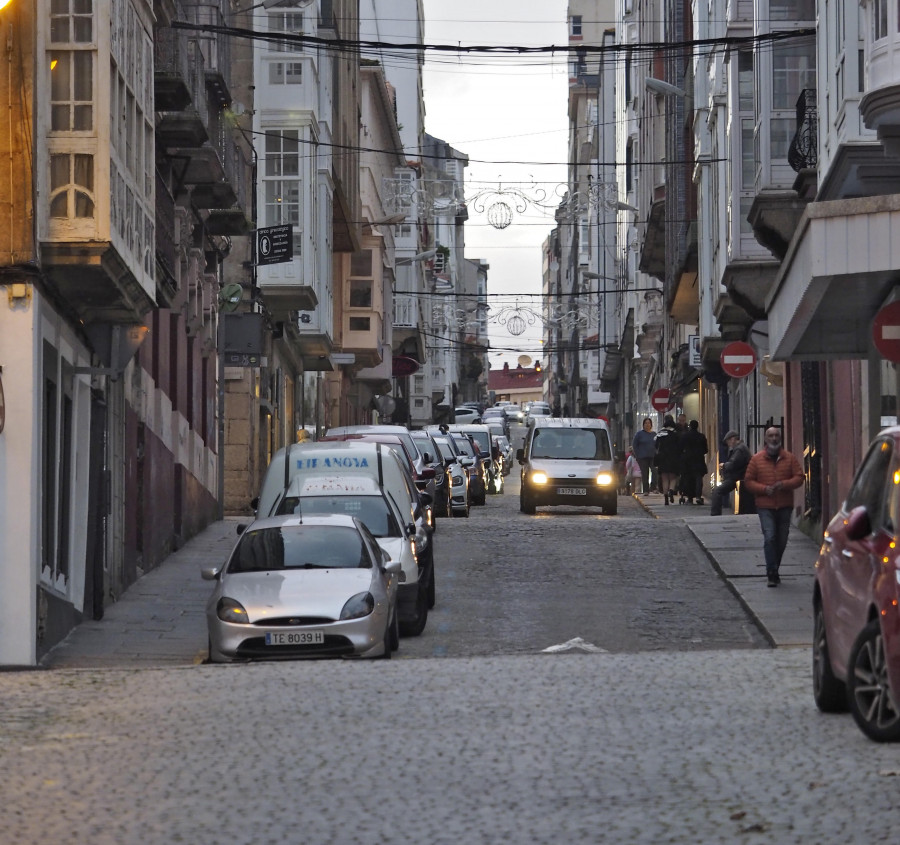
847 618 900 741
520 490 536 515
428 565 436 608
388 608 400 652
812 602 847 712
379 616 393 659
602 497 618 516
399 582 428 637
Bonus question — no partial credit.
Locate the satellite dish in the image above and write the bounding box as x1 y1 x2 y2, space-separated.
218 283 244 313
517 355 533 367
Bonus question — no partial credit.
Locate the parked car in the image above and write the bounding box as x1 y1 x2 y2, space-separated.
517 417 617 515
448 432 487 505
325 425 436 505
272 472 434 624
494 434 513 476
455 423 502 495
319 432 436 534
438 424 498 502
202 514 401 662
430 432 471 518
813 426 900 742
253 440 433 630
410 429 451 519
454 406 482 424
482 408 511 437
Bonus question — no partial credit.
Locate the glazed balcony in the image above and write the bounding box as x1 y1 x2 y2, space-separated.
154 29 208 149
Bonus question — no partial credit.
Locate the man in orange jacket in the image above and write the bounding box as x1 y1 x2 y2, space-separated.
742 427 804 587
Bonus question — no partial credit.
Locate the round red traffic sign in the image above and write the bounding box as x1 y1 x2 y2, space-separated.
873 300 900 362
720 341 757 378
650 388 671 412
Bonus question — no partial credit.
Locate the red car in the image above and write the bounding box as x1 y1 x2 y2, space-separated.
813 427 900 741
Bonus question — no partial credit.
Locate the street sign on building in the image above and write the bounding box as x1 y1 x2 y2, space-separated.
256 224 293 266
651 388 671 412
873 300 900 362
720 341 757 378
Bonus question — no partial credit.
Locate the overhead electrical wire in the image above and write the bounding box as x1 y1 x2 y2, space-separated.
170 19 814 59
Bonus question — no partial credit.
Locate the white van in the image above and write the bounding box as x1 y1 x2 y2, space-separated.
516 417 618 515
255 441 431 634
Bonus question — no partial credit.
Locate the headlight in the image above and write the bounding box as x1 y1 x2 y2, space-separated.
217 597 249 624
452 473 464 486
340 592 375 620
596 472 615 486
531 471 548 485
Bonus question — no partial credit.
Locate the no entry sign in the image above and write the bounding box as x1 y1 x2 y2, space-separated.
651 388 672 412
873 300 900 362
720 341 757 378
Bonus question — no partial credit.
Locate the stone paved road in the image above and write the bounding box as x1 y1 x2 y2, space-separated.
2 649 900 844
401 479 768 657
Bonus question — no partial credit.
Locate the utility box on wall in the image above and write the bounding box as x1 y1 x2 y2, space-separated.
223 313 265 367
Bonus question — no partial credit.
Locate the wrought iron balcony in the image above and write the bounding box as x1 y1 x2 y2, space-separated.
788 88 818 173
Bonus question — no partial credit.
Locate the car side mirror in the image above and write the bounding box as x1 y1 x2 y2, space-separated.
516 448 524 462
845 505 872 541
383 557 402 575
200 565 221 581
236 523 247 535
406 522 417 537
423 451 433 463
249 496 259 511
419 492 433 507
420 467 436 480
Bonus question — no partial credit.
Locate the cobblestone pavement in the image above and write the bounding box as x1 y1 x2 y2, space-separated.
3 649 900 844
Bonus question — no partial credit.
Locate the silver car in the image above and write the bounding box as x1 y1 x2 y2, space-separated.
202 514 401 662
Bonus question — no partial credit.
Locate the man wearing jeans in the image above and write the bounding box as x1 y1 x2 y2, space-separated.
742 427 804 587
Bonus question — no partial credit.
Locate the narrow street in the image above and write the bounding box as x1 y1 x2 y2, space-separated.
3 436 894 843
400 473 767 658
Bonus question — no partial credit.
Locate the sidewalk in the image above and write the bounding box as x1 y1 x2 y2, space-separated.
635 492 818 648
39 517 244 669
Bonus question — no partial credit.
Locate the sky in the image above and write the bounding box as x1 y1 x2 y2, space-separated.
420 0 569 372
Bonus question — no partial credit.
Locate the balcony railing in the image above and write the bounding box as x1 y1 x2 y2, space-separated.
788 88 818 172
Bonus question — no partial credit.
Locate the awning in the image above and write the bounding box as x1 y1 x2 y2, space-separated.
768 194 900 360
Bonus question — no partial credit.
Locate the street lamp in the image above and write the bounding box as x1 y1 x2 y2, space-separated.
396 249 436 266
645 77 686 98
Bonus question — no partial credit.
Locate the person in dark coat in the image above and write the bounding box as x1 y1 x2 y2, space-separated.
710 430 752 515
680 420 708 504
654 415 682 505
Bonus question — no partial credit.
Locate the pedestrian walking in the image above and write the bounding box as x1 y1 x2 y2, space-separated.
742 427 804 587
654 415 682 505
709 430 751 515
631 418 657 495
624 449 643 495
679 420 708 504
